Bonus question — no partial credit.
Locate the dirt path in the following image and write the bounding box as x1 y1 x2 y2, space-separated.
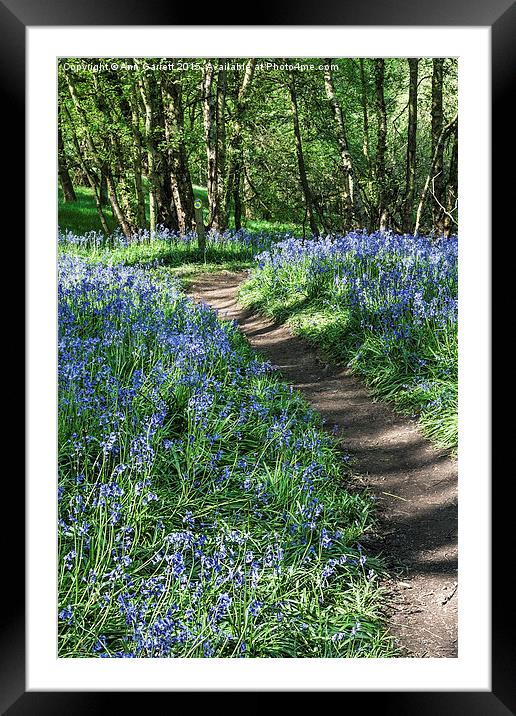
187 271 458 658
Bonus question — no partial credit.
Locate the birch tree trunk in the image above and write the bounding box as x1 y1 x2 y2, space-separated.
230 59 255 230
359 59 373 227
90 73 138 232
359 59 372 172
139 73 159 234
163 74 196 235
66 72 132 235
402 58 418 233
374 59 388 231
431 58 445 234
323 60 357 231
215 65 228 230
202 61 219 229
106 172 134 238
154 82 178 230
130 81 146 228
288 70 318 237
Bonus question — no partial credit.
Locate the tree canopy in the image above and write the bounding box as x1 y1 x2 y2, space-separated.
58 57 458 238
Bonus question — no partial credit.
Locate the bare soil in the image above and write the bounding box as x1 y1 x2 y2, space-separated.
187 270 458 658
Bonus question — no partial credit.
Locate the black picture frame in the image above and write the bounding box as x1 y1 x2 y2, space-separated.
7 0 511 711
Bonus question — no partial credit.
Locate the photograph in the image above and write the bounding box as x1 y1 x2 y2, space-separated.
9 6 505 706
57 55 459 660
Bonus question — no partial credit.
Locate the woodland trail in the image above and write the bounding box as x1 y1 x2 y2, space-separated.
187 270 458 658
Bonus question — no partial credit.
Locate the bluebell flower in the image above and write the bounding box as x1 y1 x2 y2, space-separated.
59 605 74 625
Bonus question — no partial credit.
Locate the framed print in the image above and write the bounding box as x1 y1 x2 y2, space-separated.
5 0 512 711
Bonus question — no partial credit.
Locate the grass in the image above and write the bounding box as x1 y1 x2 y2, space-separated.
59 186 119 235
59 185 303 239
58 254 396 658
58 227 275 281
59 235 257 271
57 190 293 281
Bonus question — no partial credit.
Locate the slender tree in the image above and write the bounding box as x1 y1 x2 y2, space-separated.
414 112 458 236
130 81 147 228
230 59 256 230
215 64 228 230
443 122 458 238
92 72 138 232
202 61 220 229
431 58 445 233
58 110 77 202
139 71 159 234
373 59 388 230
402 58 419 233
358 58 374 226
163 73 196 235
65 69 136 237
154 82 178 230
62 103 111 234
105 173 134 238
288 69 318 236
359 59 372 173
323 59 357 231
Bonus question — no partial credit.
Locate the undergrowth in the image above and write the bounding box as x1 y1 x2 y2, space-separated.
58 253 396 658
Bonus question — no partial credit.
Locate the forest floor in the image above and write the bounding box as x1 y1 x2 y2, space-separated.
187 270 458 658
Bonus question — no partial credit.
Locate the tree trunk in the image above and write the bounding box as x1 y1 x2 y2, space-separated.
358 59 373 227
288 70 318 237
202 61 219 229
230 59 255 230
111 136 138 231
323 60 357 231
443 122 458 239
58 111 76 202
431 58 445 234
414 113 458 236
67 70 135 237
99 171 108 206
106 171 134 239
163 74 196 235
215 65 228 230
359 59 372 172
139 73 159 234
374 59 388 230
130 81 146 228
90 72 139 231
62 93 111 235
402 58 419 233
154 82 177 230
65 71 100 163
243 171 253 220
